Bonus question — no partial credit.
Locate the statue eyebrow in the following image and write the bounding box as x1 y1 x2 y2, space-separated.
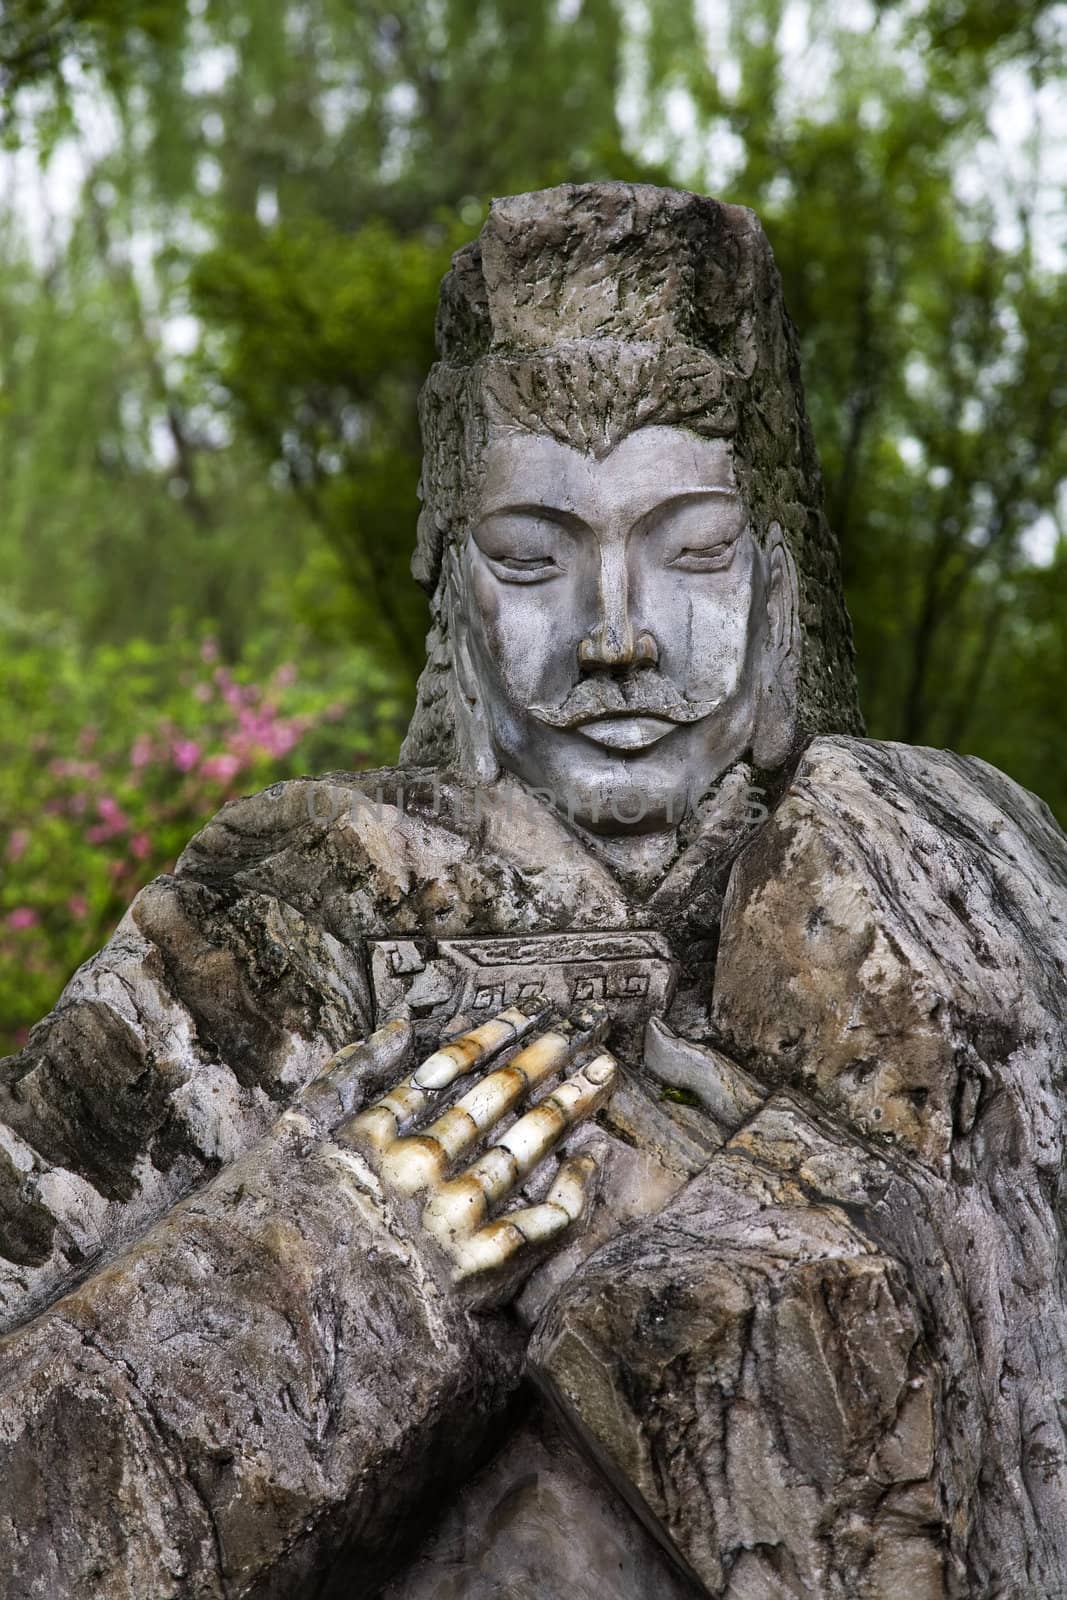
475 501 589 529
475 485 741 532
629 484 741 530
644 485 738 505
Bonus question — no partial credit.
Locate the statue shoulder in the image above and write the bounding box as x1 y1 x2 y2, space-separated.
716 733 1067 1165
175 764 478 889
795 734 1067 886
173 765 591 940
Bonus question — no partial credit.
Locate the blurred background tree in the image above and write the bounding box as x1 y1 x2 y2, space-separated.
1 0 1065 1046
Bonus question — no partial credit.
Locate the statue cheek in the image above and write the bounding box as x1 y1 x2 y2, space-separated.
467 571 538 704
469 571 575 706
468 566 501 643
466 567 516 670
663 583 756 700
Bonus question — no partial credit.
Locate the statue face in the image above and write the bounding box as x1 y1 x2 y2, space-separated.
455 424 797 834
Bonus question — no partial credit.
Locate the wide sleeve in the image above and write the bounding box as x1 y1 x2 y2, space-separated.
0 827 372 1333
0 774 537 1597
0 1070 522 1598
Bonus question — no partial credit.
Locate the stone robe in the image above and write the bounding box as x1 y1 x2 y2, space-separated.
0 736 1065 1599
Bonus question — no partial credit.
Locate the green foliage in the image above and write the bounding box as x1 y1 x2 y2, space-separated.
0 162 340 663
964 548 1067 810
191 216 460 675
660 1086 702 1109
1 2 186 137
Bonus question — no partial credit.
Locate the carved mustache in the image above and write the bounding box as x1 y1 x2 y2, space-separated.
529 673 720 730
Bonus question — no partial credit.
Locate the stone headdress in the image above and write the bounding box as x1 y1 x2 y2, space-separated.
400 182 862 769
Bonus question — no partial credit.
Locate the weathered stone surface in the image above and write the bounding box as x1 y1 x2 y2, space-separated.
0 766 732 1596
533 1098 947 1599
380 1406 705 1600
2 734 1066 1594
0 1091 524 1597
711 737 1067 1596
534 736 1067 1598
3 733 1066 1595
0 873 372 1332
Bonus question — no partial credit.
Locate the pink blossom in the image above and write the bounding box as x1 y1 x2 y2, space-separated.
130 735 154 769
48 758 101 780
129 832 152 861
201 752 242 783
67 894 89 920
220 678 259 712
7 908 38 931
267 725 301 758
274 662 297 688
193 681 213 703
85 796 130 843
5 829 29 862
172 739 202 773
201 637 219 663
77 725 98 753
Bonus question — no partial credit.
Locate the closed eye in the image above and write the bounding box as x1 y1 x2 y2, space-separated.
668 542 736 572
483 553 564 583
473 507 575 583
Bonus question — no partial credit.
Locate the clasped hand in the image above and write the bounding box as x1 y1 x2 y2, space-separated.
295 1004 618 1304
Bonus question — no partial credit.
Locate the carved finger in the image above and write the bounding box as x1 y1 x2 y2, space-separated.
343 1005 542 1155
450 1151 601 1283
294 1018 413 1131
379 1014 608 1197
413 1007 544 1089
421 1052 617 1244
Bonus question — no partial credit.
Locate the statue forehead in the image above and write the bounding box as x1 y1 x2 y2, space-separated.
476 425 737 522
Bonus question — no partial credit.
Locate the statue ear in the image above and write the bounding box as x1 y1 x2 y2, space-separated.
752 522 800 770
448 549 501 782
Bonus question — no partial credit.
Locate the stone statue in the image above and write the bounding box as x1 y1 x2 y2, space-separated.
2 184 1066 1600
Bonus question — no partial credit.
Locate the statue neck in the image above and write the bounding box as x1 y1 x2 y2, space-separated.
574 828 681 896
566 761 762 900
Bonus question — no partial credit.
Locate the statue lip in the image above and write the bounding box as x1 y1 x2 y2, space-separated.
574 715 680 751
530 685 720 732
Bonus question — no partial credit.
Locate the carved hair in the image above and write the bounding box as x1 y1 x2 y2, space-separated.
401 183 863 768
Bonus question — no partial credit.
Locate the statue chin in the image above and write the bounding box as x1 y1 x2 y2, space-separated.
487 719 756 840
467 661 763 835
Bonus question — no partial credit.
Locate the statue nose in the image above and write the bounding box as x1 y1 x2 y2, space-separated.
577 545 659 672
577 625 659 671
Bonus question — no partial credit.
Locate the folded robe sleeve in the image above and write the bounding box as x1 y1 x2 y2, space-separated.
0 867 374 1334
